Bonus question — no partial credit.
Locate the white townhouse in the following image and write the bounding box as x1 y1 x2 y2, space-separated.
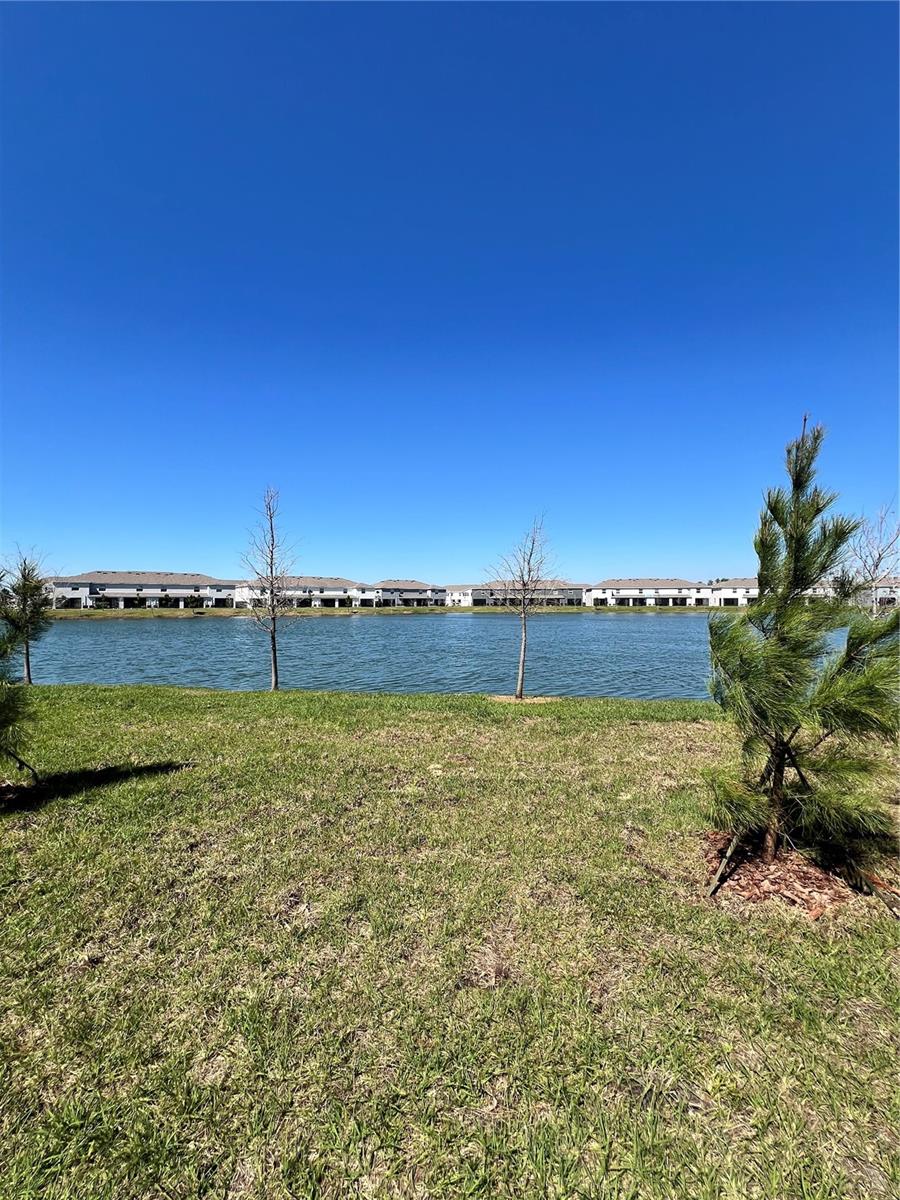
445 585 476 607
50 571 237 609
707 577 842 606
588 577 843 608
872 576 900 608
586 579 712 607
233 576 361 608
707 577 759 607
232 577 446 608
365 580 446 607
446 580 586 607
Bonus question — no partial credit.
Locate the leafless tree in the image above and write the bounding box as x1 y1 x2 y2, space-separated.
241 487 295 690
493 518 552 700
847 504 900 615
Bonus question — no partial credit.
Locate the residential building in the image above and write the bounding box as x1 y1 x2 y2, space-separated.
233 577 360 608
870 576 900 608
48 570 862 612
445 585 476 607
367 580 446 607
50 572 237 609
586 579 712 607
707 577 759 607
447 580 585 606
232 577 446 607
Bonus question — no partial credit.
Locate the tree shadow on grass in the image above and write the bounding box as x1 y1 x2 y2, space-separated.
0 761 188 813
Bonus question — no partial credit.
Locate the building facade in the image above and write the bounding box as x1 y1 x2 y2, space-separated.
233 577 361 608
366 581 446 607
707 578 759 607
869 576 900 608
585 579 714 607
445 581 584 607
232 577 447 608
49 571 864 610
50 572 237 609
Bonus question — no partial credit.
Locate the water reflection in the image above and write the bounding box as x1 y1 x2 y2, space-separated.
36 611 714 699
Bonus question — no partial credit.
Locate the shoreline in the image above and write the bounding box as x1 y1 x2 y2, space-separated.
22 681 719 706
50 605 716 620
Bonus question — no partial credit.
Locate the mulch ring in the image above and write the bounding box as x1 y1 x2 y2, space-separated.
703 832 855 920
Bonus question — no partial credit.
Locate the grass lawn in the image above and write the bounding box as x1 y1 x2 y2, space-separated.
1 686 896 1199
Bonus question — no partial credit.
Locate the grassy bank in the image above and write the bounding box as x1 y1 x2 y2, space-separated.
1 687 896 1199
51 605 714 619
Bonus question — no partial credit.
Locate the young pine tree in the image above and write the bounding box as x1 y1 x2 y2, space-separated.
708 421 898 866
0 555 52 685
0 580 39 782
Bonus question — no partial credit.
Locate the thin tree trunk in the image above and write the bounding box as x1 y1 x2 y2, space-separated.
270 623 279 691
8 748 39 784
763 749 785 863
515 610 527 700
23 638 31 685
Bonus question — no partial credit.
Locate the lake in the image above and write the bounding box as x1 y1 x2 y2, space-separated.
30 612 716 699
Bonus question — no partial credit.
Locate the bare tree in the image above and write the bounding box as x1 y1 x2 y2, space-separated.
241 487 295 690
847 504 900 615
493 519 551 700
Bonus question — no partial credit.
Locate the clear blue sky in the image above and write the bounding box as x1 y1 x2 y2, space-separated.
1 2 896 584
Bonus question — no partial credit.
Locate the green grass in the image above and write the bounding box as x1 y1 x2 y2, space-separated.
1 686 896 1199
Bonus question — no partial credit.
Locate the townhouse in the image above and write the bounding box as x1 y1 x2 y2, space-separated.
445 581 585 607
233 577 447 608
707 578 758 607
585 578 713 607
50 571 237 609
869 576 900 609
232 576 361 608
365 580 446 607
49 571 883 611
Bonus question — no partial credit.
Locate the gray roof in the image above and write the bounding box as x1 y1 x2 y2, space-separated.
239 576 362 589
285 576 361 588
475 579 580 591
712 577 758 588
52 571 238 586
592 578 701 589
373 579 443 590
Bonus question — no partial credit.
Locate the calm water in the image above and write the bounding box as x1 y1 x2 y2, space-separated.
30 612 715 699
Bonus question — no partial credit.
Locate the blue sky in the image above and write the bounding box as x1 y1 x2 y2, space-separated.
1 2 896 584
